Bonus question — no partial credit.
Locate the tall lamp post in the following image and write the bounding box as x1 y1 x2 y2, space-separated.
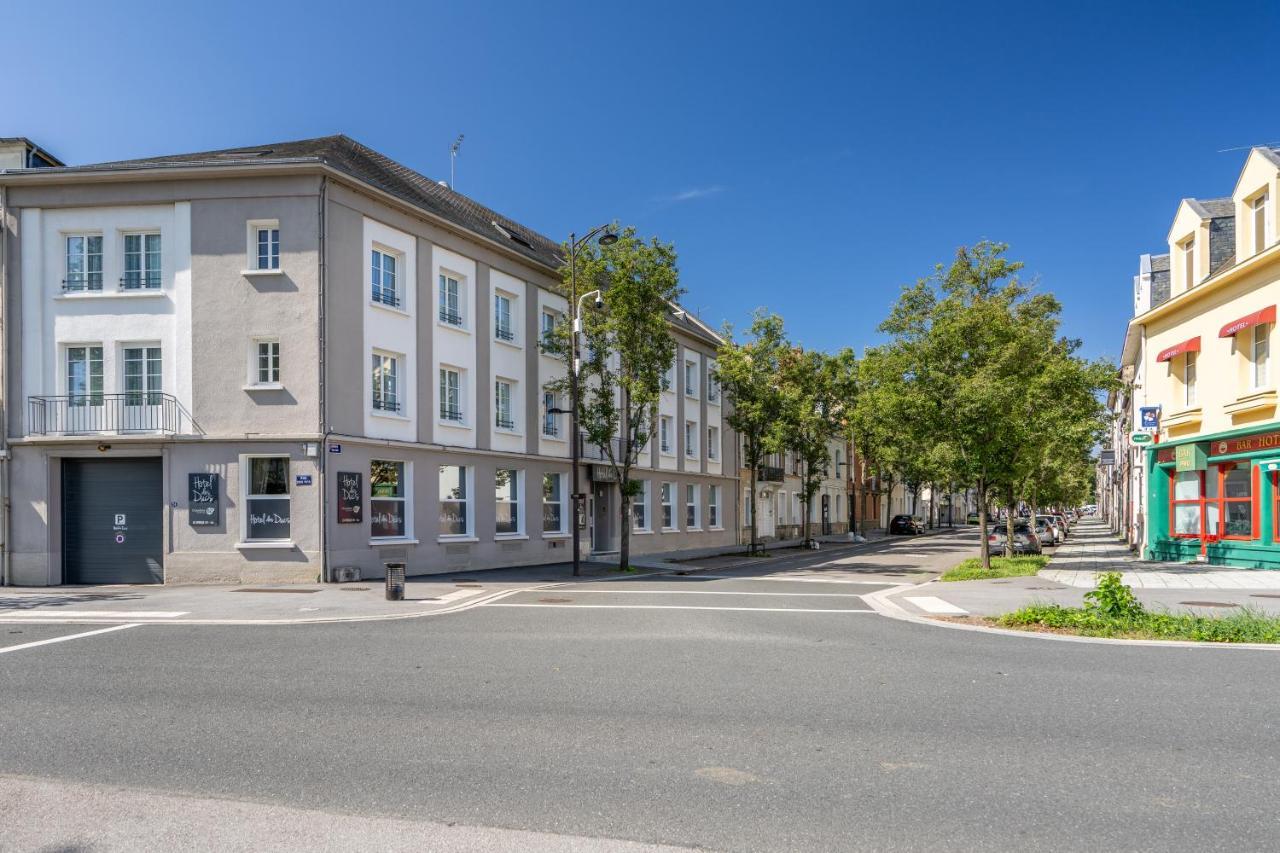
563 224 617 577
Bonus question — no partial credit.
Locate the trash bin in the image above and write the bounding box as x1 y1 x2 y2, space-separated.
384 562 405 601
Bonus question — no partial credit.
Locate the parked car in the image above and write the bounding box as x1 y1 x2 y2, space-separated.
889 514 926 535
966 511 980 525
1035 515 1062 545
988 522 1042 555
1052 514 1070 538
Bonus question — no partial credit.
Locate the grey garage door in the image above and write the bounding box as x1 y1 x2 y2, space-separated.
62 458 163 584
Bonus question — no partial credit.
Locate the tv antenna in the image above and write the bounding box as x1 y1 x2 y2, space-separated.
450 134 464 188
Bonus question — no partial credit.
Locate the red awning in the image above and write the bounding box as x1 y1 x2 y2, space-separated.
1156 336 1201 363
1219 305 1276 338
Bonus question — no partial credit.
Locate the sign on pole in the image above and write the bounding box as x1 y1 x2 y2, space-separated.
1140 406 1161 430
1099 449 1116 465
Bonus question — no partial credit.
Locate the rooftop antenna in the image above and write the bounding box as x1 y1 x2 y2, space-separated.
450 134 464 188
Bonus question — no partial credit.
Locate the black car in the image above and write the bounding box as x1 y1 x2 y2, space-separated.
889 514 925 535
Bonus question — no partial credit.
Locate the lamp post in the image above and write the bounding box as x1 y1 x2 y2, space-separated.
564 224 617 577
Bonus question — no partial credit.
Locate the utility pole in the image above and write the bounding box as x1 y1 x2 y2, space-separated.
450 134 464 189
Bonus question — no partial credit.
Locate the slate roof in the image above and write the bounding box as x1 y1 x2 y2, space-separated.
1190 196 1235 219
3 135 564 269
1149 253 1170 272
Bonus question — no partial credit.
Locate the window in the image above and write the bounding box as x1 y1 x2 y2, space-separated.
686 483 700 529
1254 323 1270 388
439 465 471 536
253 339 280 386
744 488 753 526
1254 192 1270 255
662 360 675 392
122 233 161 289
708 485 720 528
251 222 280 270
684 359 698 398
543 472 566 534
1184 351 1197 406
660 482 675 529
244 456 290 542
1183 236 1196 289
372 353 399 413
1222 465 1252 539
439 274 462 325
684 420 697 457
64 235 103 292
496 468 521 535
543 390 560 437
540 310 559 348
660 416 673 453
371 248 399 307
440 368 462 422
123 346 162 406
707 367 720 403
495 380 515 430
633 480 650 530
495 293 515 342
370 460 407 538
707 426 719 460
1172 465 1252 540
66 346 104 406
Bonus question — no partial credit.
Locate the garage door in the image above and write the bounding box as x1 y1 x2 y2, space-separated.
62 458 163 584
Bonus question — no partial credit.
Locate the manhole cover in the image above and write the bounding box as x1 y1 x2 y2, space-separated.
456 583 482 588
1179 601 1239 608
233 588 320 594
339 587 371 592
538 598 573 604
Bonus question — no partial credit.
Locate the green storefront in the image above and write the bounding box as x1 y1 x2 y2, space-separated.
1147 423 1280 567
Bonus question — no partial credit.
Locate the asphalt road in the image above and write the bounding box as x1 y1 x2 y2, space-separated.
3 529 1279 852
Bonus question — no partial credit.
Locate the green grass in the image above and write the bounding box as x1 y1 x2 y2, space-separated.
940 555 1048 582
997 604 1280 643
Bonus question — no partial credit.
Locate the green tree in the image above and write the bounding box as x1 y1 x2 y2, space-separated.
714 311 788 554
548 226 682 571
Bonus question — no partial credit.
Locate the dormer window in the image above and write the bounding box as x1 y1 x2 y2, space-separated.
1182 236 1197 289
1253 192 1271 255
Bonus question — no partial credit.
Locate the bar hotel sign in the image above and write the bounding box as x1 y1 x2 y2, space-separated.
1158 430 1280 467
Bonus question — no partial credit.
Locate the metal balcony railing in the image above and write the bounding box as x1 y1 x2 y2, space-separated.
28 393 184 435
543 420 560 437
496 415 516 430
495 325 515 342
62 274 104 292
439 308 463 326
372 396 401 413
758 465 785 482
121 271 162 290
440 406 464 423
371 287 401 309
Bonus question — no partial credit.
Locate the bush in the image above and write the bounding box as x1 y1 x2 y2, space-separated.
998 602 1280 643
1083 572 1143 618
940 555 1048 582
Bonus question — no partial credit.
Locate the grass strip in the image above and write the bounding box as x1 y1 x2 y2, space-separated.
997 604 1280 643
940 555 1048 582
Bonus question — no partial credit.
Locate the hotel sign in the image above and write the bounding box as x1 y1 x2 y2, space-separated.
1158 431 1280 465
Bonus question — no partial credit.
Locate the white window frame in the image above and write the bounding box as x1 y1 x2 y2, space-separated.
684 359 698 398
495 468 524 537
63 233 104 292
495 378 517 432
660 416 673 454
248 337 281 388
684 420 697 458
633 479 651 532
1184 350 1197 406
1254 323 1270 389
540 309 559 348
543 389 562 439
121 343 163 406
708 485 721 529
707 426 719 460
707 364 720 404
1253 191 1271 256
245 219 281 273
686 483 701 530
438 464 474 540
121 231 162 290
663 360 675 392
240 454 292 545
370 245 401 309
370 459 413 542
1183 236 1197 290
660 482 676 531
64 344 104 405
542 472 568 536
438 272 465 328
439 366 464 424
371 351 401 415
494 291 517 344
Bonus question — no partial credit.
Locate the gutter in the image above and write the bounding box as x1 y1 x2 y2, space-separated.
318 176 330 583
0 185 8 585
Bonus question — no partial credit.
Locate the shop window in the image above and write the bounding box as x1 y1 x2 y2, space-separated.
496 468 521 535
1222 465 1252 539
1170 465 1253 540
370 460 407 539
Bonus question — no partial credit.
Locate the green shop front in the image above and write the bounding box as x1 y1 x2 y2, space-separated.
1147 425 1280 567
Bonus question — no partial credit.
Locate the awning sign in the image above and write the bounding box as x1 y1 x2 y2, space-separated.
1157 336 1201 363
1219 305 1276 338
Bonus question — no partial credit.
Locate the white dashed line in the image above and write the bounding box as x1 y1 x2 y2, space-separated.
903 596 969 616
546 589 868 597
484 603 875 613
0 624 141 655
0 610 188 619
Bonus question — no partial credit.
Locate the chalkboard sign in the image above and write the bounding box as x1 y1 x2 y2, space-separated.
337 471 362 524
188 472 220 527
247 498 291 540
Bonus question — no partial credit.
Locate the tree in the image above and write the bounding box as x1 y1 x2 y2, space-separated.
714 311 788 555
549 226 682 571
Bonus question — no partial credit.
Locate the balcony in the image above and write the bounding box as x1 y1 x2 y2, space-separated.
495 325 516 343
758 465 784 482
28 393 186 436
121 271 162 291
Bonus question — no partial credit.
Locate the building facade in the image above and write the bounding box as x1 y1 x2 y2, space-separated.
0 135 737 586
1123 146 1280 567
739 440 850 544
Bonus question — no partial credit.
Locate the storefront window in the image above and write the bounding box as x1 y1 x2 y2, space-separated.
1222 465 1251 539
1170 464 1254 540
1172 470 1201 537
370 460 406 538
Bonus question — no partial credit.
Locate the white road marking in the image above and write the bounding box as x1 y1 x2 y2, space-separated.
484 603 875 613
541 589 867 597
903 596 968 616
428 589 486 604
0 610 188 619
0 624 140 655
674 574 899 585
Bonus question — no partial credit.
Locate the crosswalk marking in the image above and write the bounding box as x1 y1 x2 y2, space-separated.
903 596 968 616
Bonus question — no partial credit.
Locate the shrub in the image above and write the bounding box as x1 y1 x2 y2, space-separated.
1084 571 1143 618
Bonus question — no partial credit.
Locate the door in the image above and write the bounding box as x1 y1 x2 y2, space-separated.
758 490 776 538
592 483 614 552
821 494 831 535
62 458 163 584
122 346 163 431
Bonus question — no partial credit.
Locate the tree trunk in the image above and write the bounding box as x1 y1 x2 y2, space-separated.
1005 487 1017 559
619 490 631 570
978 479 990 570
749 458 760 556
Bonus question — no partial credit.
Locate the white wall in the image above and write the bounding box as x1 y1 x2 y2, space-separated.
362 217 417 442
536 289 570 458
432 246 478 449
490 267 527 454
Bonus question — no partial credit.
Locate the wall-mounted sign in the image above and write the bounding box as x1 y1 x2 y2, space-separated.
337 471 362 524
1131 432 1154 445
247 499 291 540
1099 449 1116 465
295 474 313 486
188 473 220 527
329 443 342 454
1175 443 1207 472
1140 406 1161 429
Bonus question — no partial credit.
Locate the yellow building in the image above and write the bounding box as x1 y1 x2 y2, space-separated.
1128 146 1280 566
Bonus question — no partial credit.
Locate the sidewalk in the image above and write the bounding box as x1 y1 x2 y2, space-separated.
885 519 1280 618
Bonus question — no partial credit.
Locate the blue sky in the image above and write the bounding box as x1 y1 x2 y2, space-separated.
5 0 1279 361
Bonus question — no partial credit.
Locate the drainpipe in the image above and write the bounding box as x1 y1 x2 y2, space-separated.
0 185 9 587
317 177 329 583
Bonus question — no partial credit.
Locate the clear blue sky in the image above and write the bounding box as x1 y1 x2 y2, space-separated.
5 0 1278 361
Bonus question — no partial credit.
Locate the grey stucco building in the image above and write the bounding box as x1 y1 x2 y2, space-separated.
0 136 737 585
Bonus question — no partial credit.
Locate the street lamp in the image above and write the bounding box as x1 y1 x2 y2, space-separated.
564 223 617 577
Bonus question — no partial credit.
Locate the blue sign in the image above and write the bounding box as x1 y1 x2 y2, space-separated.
328 443 342 454
295 474 313 486
1140 406 1160 429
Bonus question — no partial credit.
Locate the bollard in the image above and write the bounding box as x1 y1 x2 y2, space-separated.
384 562 406 601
